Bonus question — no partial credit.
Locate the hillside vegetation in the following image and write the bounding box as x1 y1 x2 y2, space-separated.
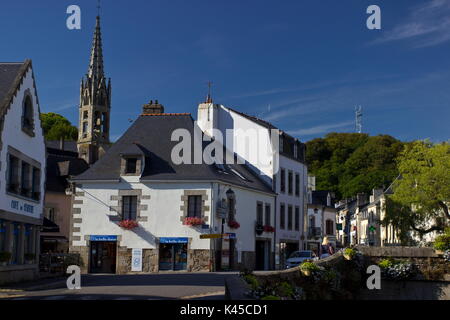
306 133 404 199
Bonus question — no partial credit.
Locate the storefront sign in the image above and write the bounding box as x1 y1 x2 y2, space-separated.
90 235 118 241
131 248 142 272
159 237 188 244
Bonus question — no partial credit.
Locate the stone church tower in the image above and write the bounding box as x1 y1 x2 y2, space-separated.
77 15 111 164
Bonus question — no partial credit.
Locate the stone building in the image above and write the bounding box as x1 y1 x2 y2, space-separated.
69 103 275 273
0 60 46 284
77 15 111 165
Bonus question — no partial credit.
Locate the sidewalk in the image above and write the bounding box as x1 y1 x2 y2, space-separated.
0 276 66 292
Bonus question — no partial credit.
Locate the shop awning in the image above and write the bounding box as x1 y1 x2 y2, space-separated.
42 217 60 233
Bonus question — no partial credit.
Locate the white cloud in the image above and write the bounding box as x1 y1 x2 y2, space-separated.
288 121 354 137
372 0 450 48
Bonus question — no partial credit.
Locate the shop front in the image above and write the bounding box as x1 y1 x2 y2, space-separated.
158 237 188 271
89 235 117 274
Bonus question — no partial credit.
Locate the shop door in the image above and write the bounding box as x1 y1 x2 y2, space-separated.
90 241 117 273
159 243 187 271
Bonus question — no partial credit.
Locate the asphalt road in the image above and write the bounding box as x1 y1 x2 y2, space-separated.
0 272 235 300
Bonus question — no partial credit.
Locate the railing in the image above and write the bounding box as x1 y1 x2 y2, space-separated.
39 253 82 275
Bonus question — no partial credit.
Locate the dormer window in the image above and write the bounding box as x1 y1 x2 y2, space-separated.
125 158 137 174
120 155 142 176
22 93 35 136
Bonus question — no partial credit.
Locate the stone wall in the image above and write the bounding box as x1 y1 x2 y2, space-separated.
69 245 89 274
0 265 38 285
188 249 210 272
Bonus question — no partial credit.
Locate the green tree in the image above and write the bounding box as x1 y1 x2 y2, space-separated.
384 141 450 237
40 112 78 141
305 133 403 199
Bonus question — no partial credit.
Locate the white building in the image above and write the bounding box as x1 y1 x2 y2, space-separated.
197 101 308 269
70 103 276 273
306 190 337 255
0 60 46 284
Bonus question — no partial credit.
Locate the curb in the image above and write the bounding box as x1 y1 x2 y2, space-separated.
0 278 66 292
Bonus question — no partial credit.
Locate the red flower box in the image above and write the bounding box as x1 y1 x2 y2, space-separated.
228 220 240 229
263 225 275 233
119 220 139 230
183 217 204 226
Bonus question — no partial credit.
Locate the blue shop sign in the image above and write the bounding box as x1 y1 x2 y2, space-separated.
90 235 118 241
159 237 188 244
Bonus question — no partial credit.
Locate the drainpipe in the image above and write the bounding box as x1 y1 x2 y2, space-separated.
273 175 277 270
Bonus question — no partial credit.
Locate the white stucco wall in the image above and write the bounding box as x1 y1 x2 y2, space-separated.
72 180 275 253
0 67 46 220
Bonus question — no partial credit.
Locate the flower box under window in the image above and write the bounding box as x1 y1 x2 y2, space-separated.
263 225 275 233
119 220 139 230
183 217 204 226
227 220 240 229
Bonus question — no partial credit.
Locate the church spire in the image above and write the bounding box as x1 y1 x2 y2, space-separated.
78 14 111 165
88 15 104 81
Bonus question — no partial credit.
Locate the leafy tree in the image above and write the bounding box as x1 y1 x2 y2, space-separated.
40 112 78 141
384 141 450 237
306 133 403 199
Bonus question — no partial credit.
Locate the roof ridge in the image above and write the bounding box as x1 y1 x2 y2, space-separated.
141 113 191 116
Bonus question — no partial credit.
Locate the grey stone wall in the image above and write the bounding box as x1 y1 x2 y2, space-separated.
188 249 210 272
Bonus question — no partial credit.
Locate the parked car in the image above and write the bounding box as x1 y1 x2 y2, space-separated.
319 253 330 259
285 250 317 269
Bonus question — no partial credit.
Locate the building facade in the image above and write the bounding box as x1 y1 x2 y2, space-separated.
197 102 308 270
0 60 46 284
306 190 337 255
69 107 276 273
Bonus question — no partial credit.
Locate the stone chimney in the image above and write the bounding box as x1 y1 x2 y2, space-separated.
356 193 368 207
59 136 65 150
143 100 164 114
370 188 384 202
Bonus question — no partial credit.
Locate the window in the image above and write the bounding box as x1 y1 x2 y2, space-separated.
295 174 300 196
82 121 88 137
122 196 138 220
295 207 300 231
256 203 263 225
22 95 34 134
32 167 41 200
45 208 56 222
280 169 286 193
24 225 34 255
8 155 20 193
12 224 20 264
288 205 293 230
326 220 334 235
280 204 285 229
21 162 31 197
288 171 293 194
83 110 88 119
125 158 138 174
187 195 202 218
294 143 298 158
265 204 271 226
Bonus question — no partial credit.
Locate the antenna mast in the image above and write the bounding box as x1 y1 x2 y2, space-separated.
355 105 362 133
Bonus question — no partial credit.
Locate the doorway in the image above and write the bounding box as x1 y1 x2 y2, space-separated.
89 241 117 273
255 240 270 270
159 243 187 271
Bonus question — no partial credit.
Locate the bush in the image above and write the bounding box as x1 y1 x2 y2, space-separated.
299 262 320 272
242 274 259 290
379 259 415 280
378 258 394 269
434 228 450 251
343 248 357 258
261 295 281 300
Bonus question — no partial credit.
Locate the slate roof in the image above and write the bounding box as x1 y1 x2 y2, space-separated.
0 61 31 123
46 148 89 193
310 190 335 207
46 140 78 153
74 114 275 194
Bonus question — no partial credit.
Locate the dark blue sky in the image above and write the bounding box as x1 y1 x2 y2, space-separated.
1 0 449 142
